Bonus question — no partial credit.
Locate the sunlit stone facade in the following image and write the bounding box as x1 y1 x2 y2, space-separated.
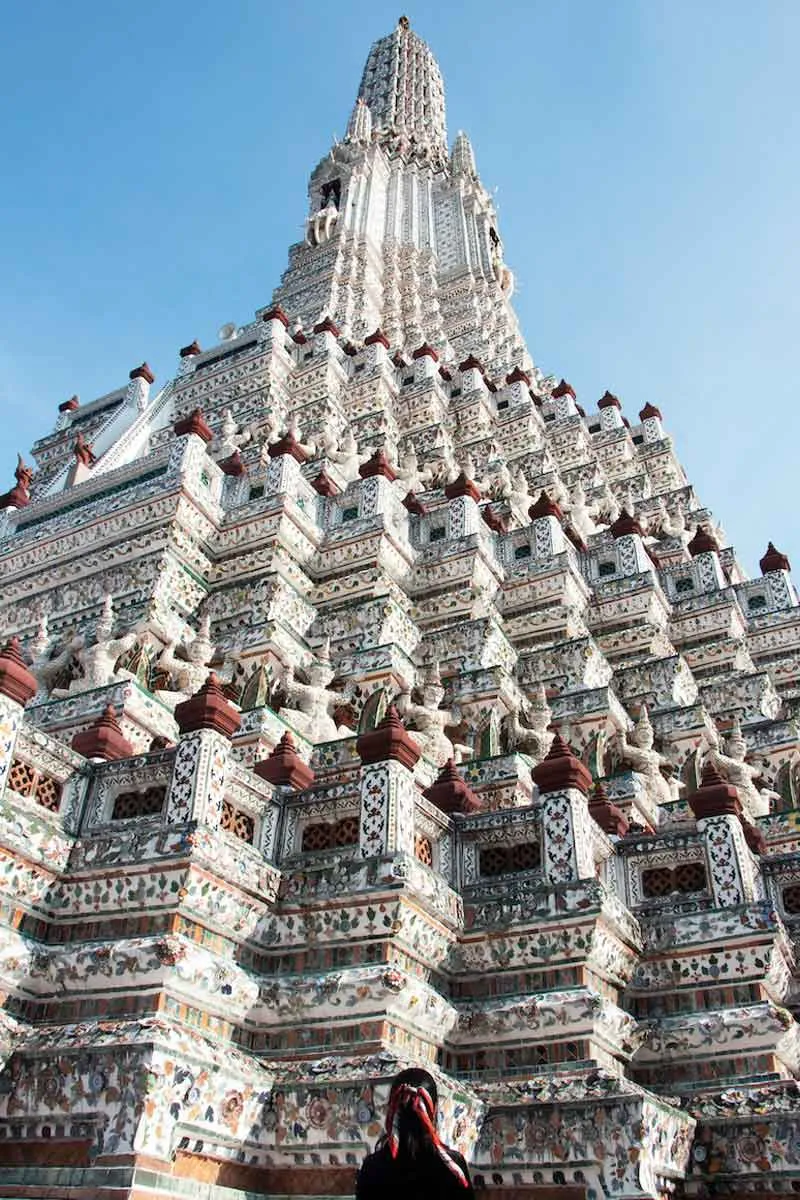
0 17 799 1200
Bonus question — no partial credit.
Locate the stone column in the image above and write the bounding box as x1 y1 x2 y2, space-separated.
688 762 761 906
265 431 310 497
551 378 579 420
532 732 595 884
610 510 652 574
358 448 398 518
639 401 665 442
356 706 420 857
528 490 568 558
598 389 624 431
126 362 155 413
444 471 482 538
0 639 38 795
412 342 439 383
167 674 241 827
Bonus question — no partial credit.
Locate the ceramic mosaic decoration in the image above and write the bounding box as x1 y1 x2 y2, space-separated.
0 17 799 1200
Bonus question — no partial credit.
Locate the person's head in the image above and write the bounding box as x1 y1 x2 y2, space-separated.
384 1068 438 1159
381 1069 469 1188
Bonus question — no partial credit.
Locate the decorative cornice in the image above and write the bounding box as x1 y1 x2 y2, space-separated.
357 705 421 769
760 541 791 574
71 705 134 761
312 470 339 497
688 526 720 556
359 448 397 481
129 363 155 385
505 366 530 386
610 509 644 539
444 472 481 502
254 732 315 790
174 408 213 443
588 781 629 837
267 431 309 464
528 490 563 522
532 732 592 796
219 450 247 477
262 305 290 328
552 379 576 400
0 638 37 706
424 758 481 814
174 673 241 739
687 761 740 820
313 316 341 337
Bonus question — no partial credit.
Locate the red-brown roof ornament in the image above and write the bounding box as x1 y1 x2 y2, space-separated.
588 780 629 837
481 506 508 534
267 430 310 464
506 366 531 386
424 758 481 814
0 638 38 706
313 316 341 337
359 448 398 482
598 390 620 410
129 363 155 385
552 379 576 400
564 524 588 553
0 455 34 510
73 433 96 467
403 491 428 516
392 351 409 369
72 705 134 761
255 731 315 790
312 470 339 497
687 760 740 821
412 342 439 362
174 672 241 740
174 408 213 443
439 366 453 382
444 472 482 503
179 340 202 358
760 541 791 574
364 328 390 349
639 402 662 422
610 509 645 539
58 395 80 413
357 705 421 770
342 340 358 357
291 329 308 345
219 449 247 477
528 490 564 522
262 304 290 328
688 525 720 556
458 354 485 374
532 731 592 796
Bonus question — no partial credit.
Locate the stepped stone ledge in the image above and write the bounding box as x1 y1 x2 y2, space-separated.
0 14 798 1200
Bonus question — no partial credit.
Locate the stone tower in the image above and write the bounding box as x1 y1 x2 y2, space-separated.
0 17 799 1200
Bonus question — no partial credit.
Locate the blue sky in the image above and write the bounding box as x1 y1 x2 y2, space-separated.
1 0 798 574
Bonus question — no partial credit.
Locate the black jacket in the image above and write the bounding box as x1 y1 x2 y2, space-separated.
356 1143 475 1200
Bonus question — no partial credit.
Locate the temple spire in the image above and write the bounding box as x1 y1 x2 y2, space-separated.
357 16 448 165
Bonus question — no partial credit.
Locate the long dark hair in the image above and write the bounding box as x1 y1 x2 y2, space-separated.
383 1067 439 1160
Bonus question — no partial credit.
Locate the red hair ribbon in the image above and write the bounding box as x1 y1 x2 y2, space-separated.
384 1083 469 1187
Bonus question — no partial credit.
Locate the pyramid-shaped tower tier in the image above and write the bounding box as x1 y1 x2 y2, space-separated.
0 17 799 1200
